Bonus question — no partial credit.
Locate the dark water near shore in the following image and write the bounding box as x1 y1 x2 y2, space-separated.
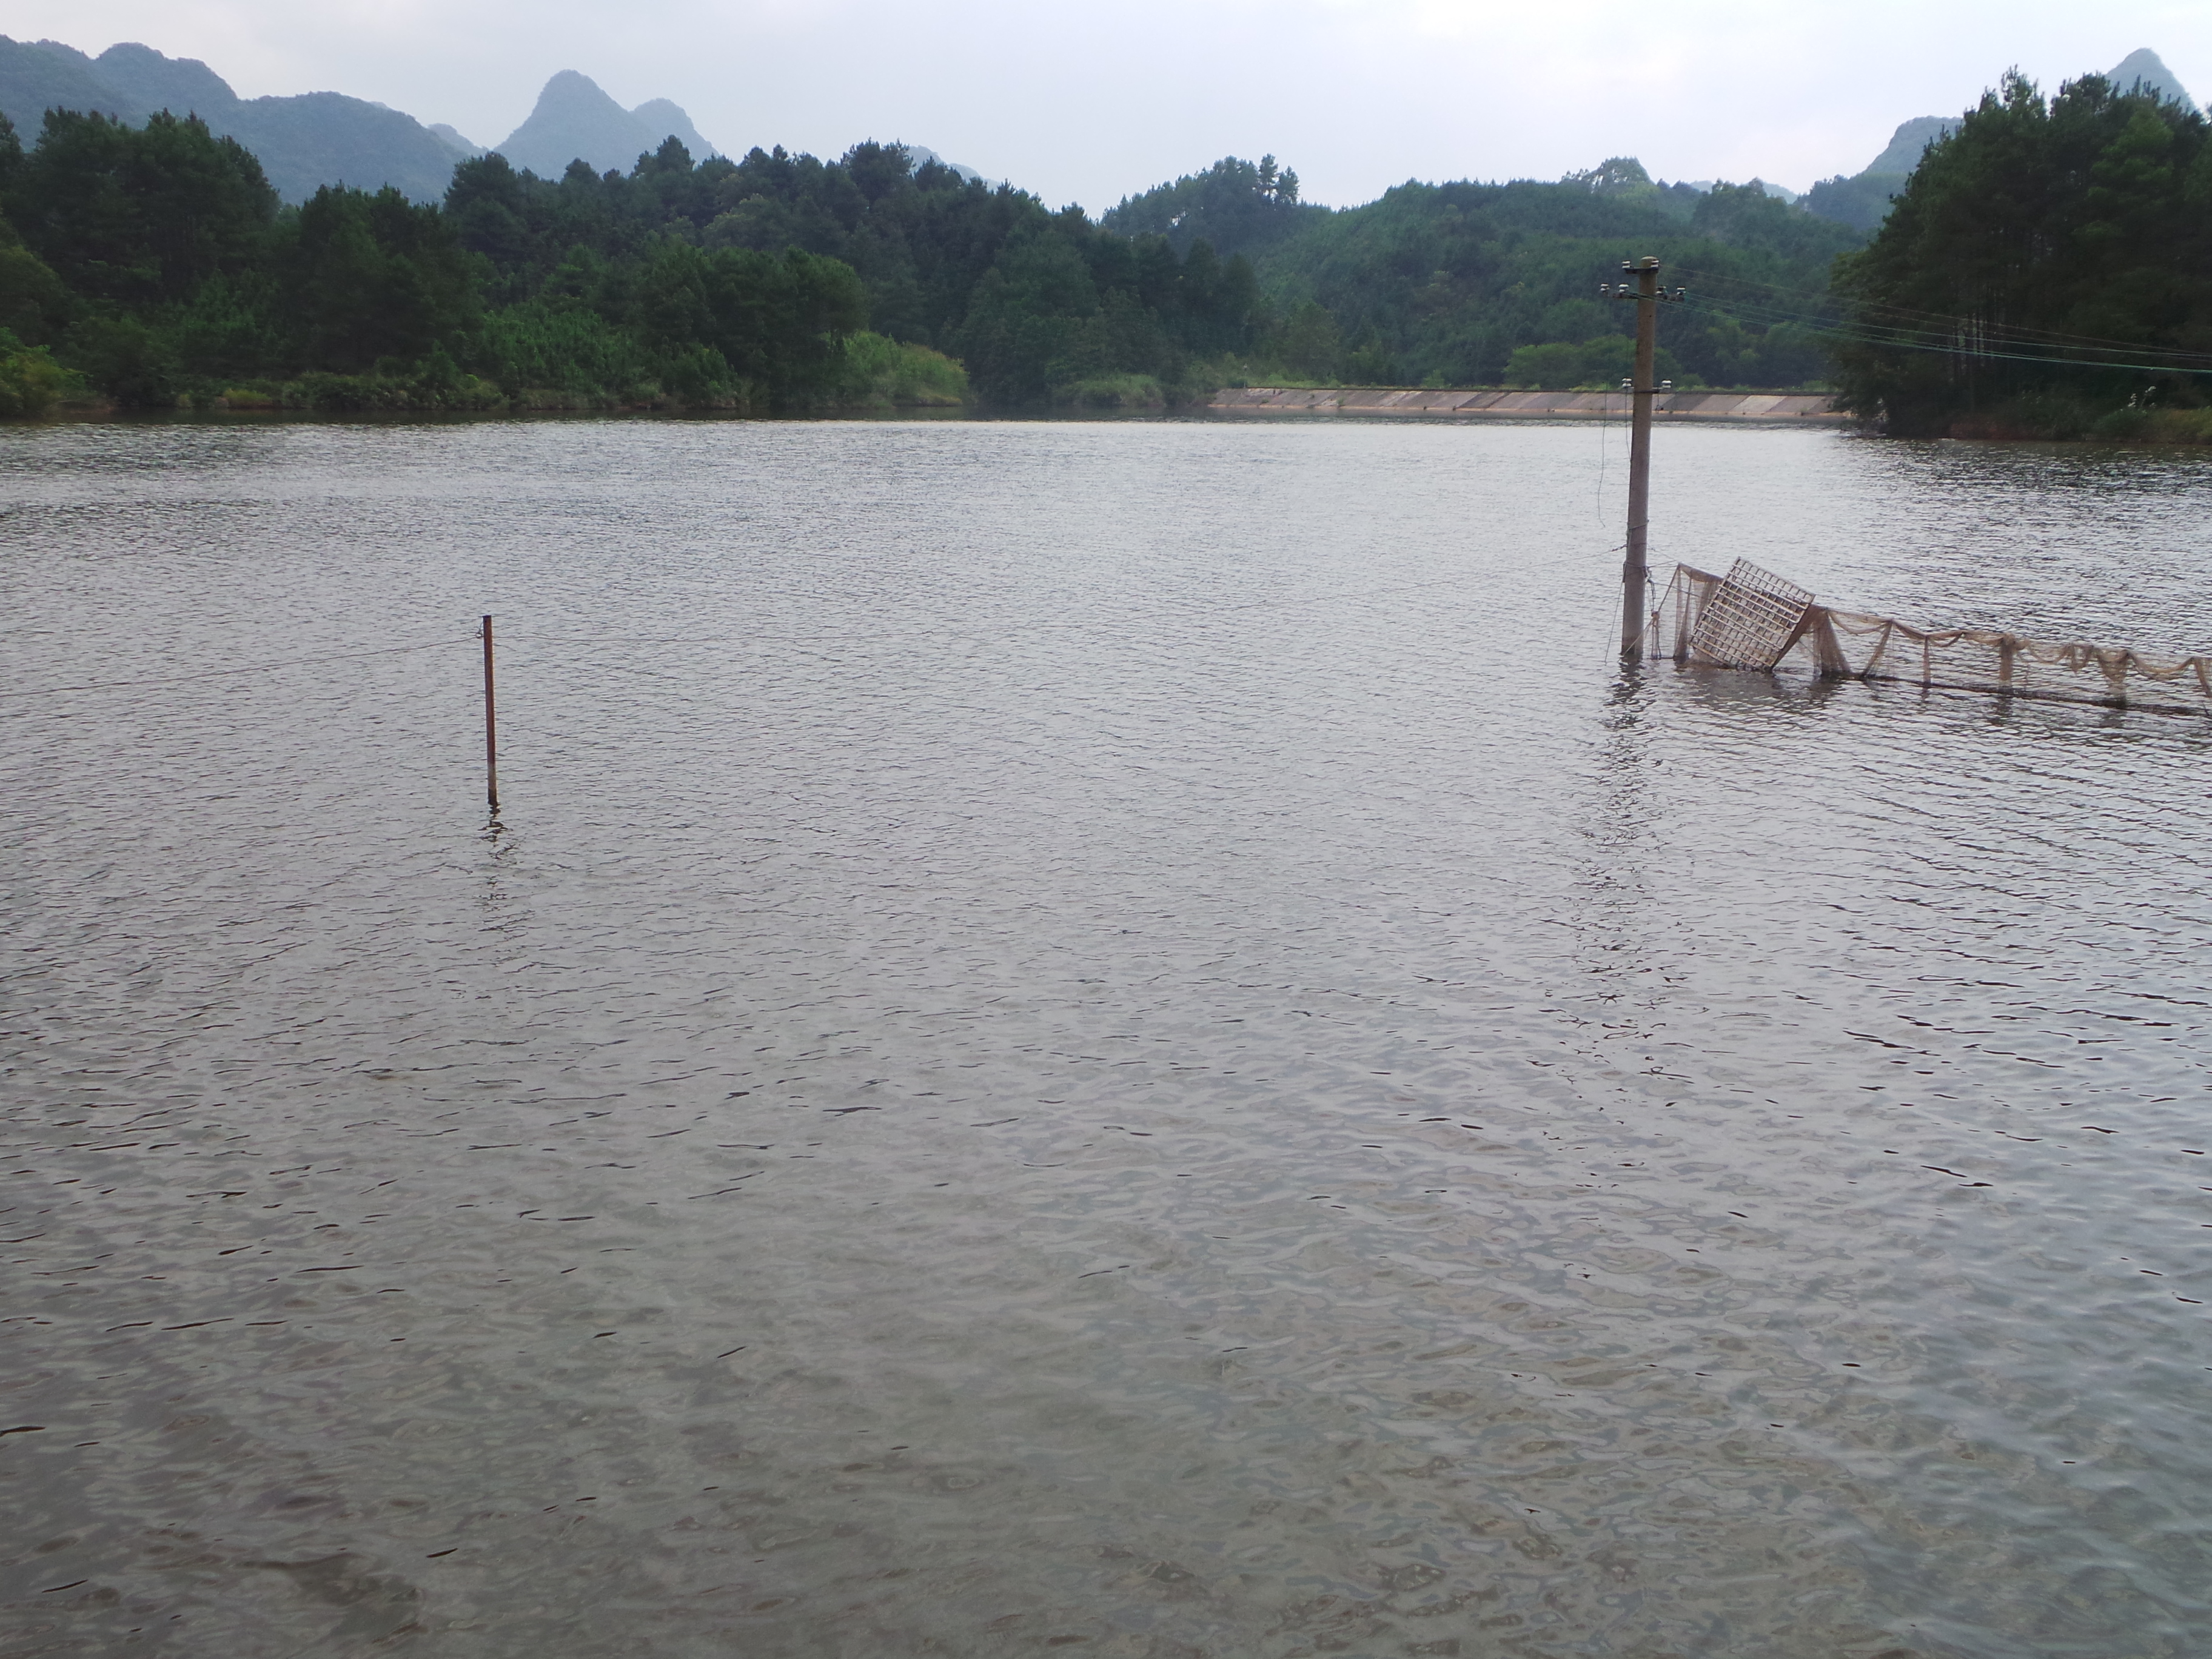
3 418 2208 1658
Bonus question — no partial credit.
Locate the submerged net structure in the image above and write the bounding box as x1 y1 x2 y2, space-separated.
1649 559 2212 718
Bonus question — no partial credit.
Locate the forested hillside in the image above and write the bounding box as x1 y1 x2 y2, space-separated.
2 42 2207 426
0 106 1869 418
0 85 1891 420
1831 72 2212 438
0 112 1257 414
1236 164 1862 387
1102 155 1329 258
440 139 1258 408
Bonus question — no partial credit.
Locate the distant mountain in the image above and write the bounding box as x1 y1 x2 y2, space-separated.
75 40 233 115
1799 116 1952 231
0 36 474 203
630 99 716 163
494 72 719 176
1860 115 1957 178
429 123 485 159
0 38 972 209
905 146 984 184
2110 47 2197 113
1804 49 2197 233
0 38 131 127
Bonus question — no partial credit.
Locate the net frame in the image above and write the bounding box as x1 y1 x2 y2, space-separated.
1686 559 1814 670
1647 563 2212 719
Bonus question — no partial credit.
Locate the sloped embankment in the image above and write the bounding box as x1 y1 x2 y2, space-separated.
1211 387 1846 422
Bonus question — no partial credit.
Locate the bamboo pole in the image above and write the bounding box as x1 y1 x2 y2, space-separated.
481 614 500 817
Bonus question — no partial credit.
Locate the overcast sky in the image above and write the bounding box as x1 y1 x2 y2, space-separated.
12 0 2207 212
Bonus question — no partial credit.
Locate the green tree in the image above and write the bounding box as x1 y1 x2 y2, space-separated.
1832 72 2212 433
63 313 176 406
1279 301 1341 378
635 241 867 407
12 109 275 304
1241 173 1858 389
279 185 477 372
1564 157 1660 201
1103 155 1326 258
0 327 73 415
0 230 70 344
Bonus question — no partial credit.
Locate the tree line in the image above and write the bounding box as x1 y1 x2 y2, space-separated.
0 110 1265 415
0 106 1866 420
1832 71 2212 439
1 69 2200 430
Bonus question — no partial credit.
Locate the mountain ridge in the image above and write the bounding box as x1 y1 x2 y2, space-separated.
0 36 472 202
0 42 729 203
494 71 720 177
1801 48 2196 232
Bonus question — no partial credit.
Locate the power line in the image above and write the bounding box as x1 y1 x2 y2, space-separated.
1675 294 2212 377
1669 263 2212 361
1668 268 2212 371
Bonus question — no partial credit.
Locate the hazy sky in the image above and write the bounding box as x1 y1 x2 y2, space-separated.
12 0 2207 212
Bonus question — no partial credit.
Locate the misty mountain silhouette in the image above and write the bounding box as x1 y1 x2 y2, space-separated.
1804 47 2197 231
2109 47 2197 113
495 72 719 176
0 36 474 202
1859 48 2194 178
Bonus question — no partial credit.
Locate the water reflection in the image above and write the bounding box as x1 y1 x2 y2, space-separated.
1654 660 1855 719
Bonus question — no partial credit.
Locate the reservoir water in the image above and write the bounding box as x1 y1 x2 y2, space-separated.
2 417 2208 1657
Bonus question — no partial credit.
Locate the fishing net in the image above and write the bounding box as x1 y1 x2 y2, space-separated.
1649 559 2212 718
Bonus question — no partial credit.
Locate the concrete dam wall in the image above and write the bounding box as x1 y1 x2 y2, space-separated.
1209 387 1848 423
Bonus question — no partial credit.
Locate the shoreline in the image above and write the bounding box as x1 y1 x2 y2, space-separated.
3 392 1845 429
13 397 2204 446
1208 386 1849 423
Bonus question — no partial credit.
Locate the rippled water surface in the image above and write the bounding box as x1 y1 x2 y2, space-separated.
4 417 2210 1658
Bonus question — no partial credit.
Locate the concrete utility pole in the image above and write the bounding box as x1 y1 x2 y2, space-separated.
1604 256 1683 662
1623 258 1658 660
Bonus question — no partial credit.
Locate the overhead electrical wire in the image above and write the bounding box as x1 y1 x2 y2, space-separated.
1665 292 2212 377
1667 264 2212 371
1669 262 2212 358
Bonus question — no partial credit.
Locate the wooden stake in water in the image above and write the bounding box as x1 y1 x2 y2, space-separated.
1621 255 1660 662
481 614 500 817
